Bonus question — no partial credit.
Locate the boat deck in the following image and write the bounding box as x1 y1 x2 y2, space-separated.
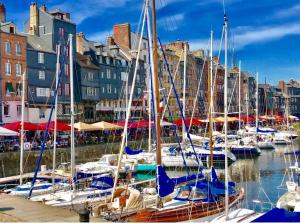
0 193 106 222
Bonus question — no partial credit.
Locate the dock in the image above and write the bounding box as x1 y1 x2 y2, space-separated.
0 171 68 185
0 193 107 222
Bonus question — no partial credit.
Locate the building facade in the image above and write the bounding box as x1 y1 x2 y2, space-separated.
0 9 27 124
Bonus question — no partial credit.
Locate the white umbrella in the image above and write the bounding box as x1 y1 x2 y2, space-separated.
0 127 19 136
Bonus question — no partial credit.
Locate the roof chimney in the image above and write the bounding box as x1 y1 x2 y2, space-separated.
40 4 47 12
106 36 115 46
29 2 39 35
76 32 85 55
113 23 131 49
0 3 6 23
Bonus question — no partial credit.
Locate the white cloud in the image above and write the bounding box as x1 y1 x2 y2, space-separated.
87 30 112 42
50 0 129 24
233 22 300 49
273 4 300 19
157 13 185 31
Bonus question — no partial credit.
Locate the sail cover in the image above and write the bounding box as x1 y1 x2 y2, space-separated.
252 208 300 222
256 128 277 133
90 176 114 190
157 165 175 197
125 146 143 155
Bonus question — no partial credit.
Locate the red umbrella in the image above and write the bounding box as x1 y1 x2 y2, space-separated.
3 121 40 131
173 118 203 126
38 121 71 131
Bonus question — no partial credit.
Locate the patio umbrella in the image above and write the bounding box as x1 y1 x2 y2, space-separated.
91 121 123 130
3 121 40 131
0 127 19 136
73 122 98 131
38 121 72 131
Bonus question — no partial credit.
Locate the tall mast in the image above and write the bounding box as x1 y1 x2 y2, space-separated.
265 77 267 116
238 60 241 131
151 0 161 167
208 30 213 168
19 71 26 185
69 34 75 191
146 4 154 152
182 42 187 143
224 14 229 219
256 72 259 131
52 44 60 186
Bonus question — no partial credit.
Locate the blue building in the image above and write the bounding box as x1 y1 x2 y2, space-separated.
24 3 76 123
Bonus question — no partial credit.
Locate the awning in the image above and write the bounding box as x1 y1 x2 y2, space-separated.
173 118 203 126
6 83 15 93
91 121 123 130
38 121 72 131
73 122 98 131
3 121 40 131
0 127 18 136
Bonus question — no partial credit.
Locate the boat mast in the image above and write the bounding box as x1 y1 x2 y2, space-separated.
209 30 213 168
238 60 241 131
224 14 229 220
52 44 60 187
146 4 154 152
69 34 75 191
182 42 187 143
19 71 26 185
256 72 259 131
125 73 128 146
151 0 163 207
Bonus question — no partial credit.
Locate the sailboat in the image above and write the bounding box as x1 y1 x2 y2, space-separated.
122 3 244 222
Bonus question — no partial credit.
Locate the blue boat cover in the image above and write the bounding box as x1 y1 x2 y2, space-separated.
256 128 277 133
157 165 175 197
285 150 300 155
172 173 204 185
90 176 114 190
125 146 143 155
252 208 300 222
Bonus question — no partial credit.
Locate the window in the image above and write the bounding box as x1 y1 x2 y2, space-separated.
102 86 105 93
65 83 70 96
87 72 94 81
113 73 116 79
39 108 45 118
16 64 22 76
143 42 147 49
87 87 96 96
59 28 65 38
5 62 11 75
4 105 9 116
15 43 21 55
38 52 44 64
114 88 117 94
17 105 22 116
39 70 45 80
5 42 11 54
107 84 111 93
16 83 22 96
36 88 50 97
107 69 111 79
65 64 69 76
58 83 62 96
101 71 104 78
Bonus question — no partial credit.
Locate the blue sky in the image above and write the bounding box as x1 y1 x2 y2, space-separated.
4 0 300 84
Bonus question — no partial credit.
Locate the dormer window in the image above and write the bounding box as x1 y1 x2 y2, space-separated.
9 26 15 34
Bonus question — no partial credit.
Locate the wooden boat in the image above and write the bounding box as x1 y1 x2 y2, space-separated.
127 188 244 222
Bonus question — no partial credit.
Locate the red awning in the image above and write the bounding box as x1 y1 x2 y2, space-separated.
3 121 40 131
173 118 203 126
240 116 256 122
38 121 72 132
